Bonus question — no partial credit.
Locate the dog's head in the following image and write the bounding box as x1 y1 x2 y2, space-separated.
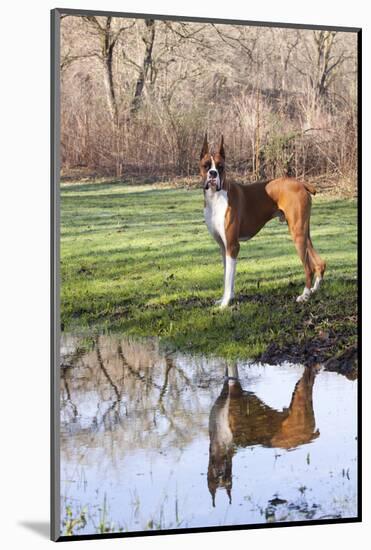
200 134 225 192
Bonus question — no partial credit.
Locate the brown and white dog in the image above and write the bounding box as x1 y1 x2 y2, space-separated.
200 134 326 307
207 364 319 506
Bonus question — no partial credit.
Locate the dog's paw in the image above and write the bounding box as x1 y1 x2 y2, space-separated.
296 288 311 303
310 276 322 294
219 296 234 308
215 294 234 307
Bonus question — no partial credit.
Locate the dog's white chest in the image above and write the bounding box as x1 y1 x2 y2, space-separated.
204 190 228 246
214 396 233 446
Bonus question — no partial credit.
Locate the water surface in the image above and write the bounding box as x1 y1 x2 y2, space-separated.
60 334 357 535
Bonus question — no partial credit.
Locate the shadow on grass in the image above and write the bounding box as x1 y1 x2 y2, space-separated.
89 277 357 366
61 183 358 367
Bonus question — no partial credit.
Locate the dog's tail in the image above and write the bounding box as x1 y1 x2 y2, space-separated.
304 182 317 195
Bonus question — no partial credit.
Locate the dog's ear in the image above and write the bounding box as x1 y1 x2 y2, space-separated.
219 135 225 159
200 133 209 159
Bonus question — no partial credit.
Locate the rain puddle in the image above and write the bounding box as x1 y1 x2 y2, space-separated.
60 334 358 536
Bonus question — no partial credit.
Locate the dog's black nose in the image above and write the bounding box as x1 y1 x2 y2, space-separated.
209 169 217 178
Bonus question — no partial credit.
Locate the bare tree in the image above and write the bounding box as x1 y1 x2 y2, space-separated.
293 31 354 101
60 16 357 187
130 19 156 114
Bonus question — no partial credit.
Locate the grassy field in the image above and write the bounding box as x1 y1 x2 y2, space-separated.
61 180 358 367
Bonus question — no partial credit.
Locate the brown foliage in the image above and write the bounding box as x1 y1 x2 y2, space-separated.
60 17 358 186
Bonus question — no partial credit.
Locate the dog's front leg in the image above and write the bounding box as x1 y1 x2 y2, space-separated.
219 255 237 308
215 243 226 305
225 364 239 380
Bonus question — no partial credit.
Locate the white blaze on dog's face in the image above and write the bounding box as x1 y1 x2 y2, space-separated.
200 135 225 191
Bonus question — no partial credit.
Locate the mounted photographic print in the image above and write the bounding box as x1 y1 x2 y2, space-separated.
51 8 361 541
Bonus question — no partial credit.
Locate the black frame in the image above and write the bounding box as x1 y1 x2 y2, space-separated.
51 7 362 542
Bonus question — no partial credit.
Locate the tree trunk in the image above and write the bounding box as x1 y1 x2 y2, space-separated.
131 19 156 114
99 17 122 177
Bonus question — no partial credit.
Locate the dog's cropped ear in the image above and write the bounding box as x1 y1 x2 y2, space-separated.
200 133 209 159
219 135 225 159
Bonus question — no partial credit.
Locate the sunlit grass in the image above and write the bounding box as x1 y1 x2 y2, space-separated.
61 180 357 361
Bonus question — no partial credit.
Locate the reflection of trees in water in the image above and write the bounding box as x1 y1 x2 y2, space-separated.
60 334 223 454
60 338 357 531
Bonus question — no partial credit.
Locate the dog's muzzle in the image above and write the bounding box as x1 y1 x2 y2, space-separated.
204 178 221 191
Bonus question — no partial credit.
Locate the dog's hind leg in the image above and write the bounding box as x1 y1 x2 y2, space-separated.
285 205 314 303
293 236 313 302
307 235 326 295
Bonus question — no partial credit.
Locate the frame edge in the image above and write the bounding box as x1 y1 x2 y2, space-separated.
51 7 61 543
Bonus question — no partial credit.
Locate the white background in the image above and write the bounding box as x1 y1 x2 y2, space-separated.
0 0 369 548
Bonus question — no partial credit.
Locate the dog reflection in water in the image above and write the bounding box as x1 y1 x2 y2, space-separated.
207 365 319 506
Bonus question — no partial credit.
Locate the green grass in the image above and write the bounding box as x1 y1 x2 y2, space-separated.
61 180 358 363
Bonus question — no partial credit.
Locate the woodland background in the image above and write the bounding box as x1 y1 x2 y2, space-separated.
60 16 358 191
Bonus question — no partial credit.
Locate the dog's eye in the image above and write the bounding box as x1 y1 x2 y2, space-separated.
203 162 211 170
217 164 224 171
